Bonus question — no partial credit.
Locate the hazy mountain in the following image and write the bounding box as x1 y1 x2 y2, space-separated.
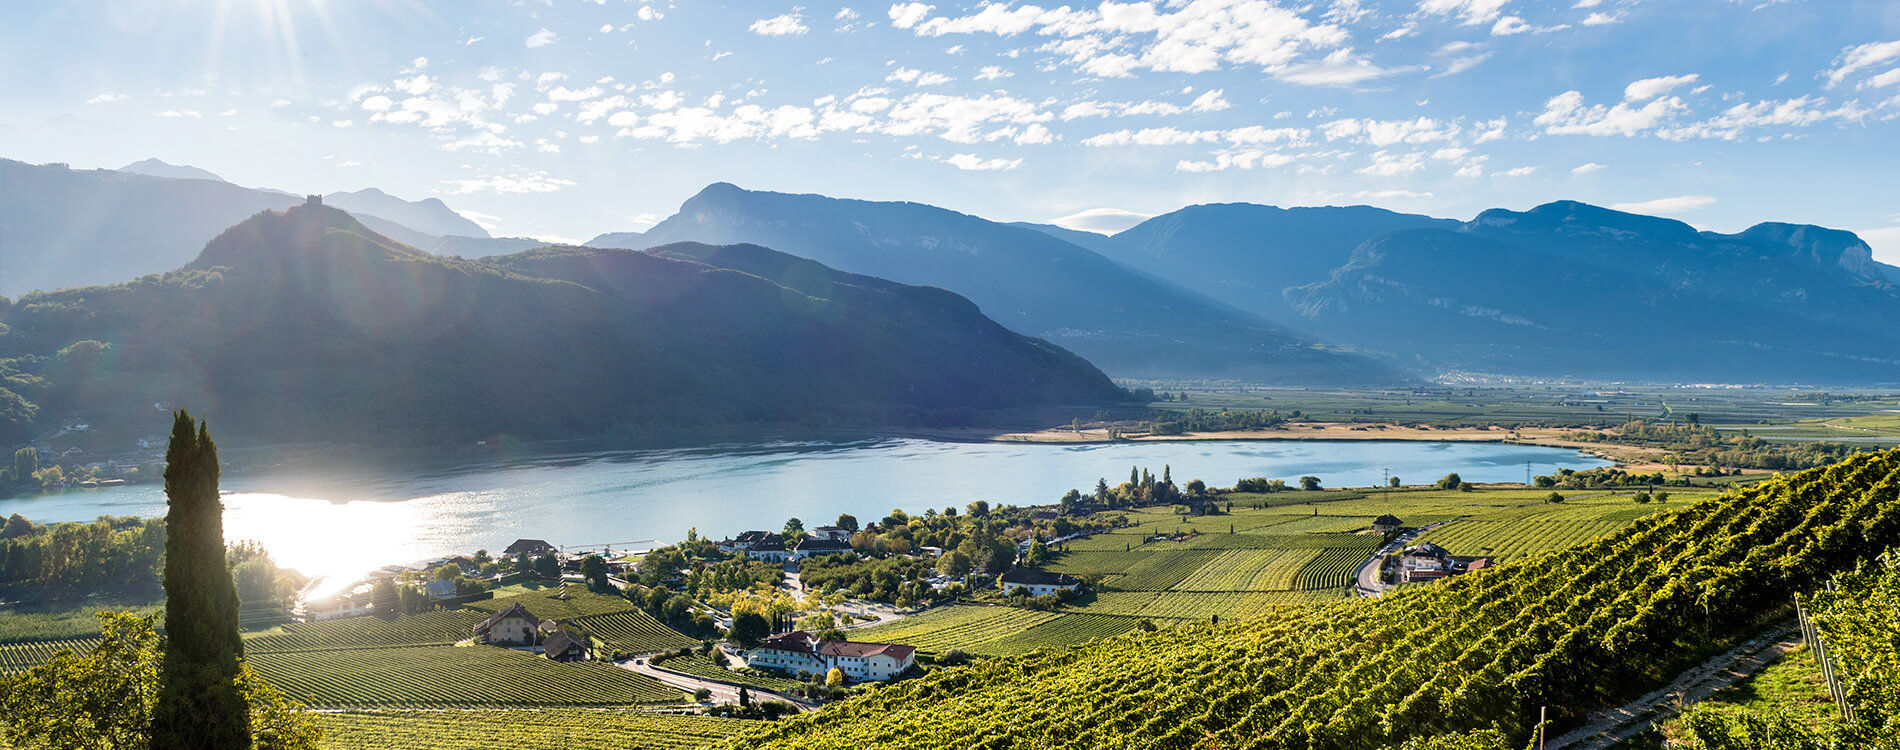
118 158 225 183
1286 201 1900 382
1003 222 1118 255
0 203 1122 446
414 235 556 258
619 183 1394 383
0 159 489 297
324 187 489 238
585 230 646 249
1084 203 1457 321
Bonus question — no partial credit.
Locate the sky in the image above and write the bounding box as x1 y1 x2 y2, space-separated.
1 0 1897 257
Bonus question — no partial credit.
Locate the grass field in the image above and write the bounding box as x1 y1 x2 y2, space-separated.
312 709 743 749
251 645 684 706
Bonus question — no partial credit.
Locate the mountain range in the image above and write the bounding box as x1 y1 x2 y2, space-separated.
589 183 1392 384
0 201 1121 447
0 159 534 298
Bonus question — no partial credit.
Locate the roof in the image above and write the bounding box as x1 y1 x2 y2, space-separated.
999 568 1082 587
794 538 852 551
425 580 457 598
543 629 588 655
473 602 541 633
750 540 787 552
734 531 783 544
503 539 554 555
755 631 915 661
1373 514 1404 526
811 525 845 533
1403 542 1450 559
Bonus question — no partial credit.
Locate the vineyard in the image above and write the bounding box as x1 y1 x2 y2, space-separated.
466 588 646 620
0 637 100 675
1290 546 1370 590
570 609 699 654
725 448 1900 750
243 610 488 652
654 653 804 692
313 709 743 749
853 606 1064 653
250 645 685 706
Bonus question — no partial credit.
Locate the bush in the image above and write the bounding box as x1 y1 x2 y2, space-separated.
1545 492 1565 504
694 687 712 702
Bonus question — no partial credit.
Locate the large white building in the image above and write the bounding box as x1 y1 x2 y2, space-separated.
746 631 917 682
997 567 1083 597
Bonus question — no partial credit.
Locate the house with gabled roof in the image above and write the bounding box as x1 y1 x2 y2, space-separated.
473 602 542 646
998 567 1083 597
1372 514 1406 532
503 539 556 556
542 629 592 662
746 631 916 682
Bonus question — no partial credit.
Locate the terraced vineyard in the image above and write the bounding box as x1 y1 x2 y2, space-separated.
314 709 743 749
1291 546 1374 590
726 449 1900 750
972 614 1143 655
1413 519 1633 561
0 637 100 675
852 606 1063 653
251 645 684 706
570 610 698 654
1170 549 1307 591
1073 591 1343 621
244 610 488 652
466 588 643 620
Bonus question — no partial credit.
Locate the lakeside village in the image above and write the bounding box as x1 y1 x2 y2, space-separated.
283 466 1510 708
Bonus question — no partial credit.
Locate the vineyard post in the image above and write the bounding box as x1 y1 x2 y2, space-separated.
1538 705 1546 750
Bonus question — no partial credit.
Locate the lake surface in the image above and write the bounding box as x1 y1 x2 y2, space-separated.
0 438 1604 594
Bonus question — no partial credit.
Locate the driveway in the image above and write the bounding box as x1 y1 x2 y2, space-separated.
617 657 817 710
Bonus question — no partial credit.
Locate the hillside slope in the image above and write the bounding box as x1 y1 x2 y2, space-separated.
1288 201 1900 381
0 203 1121 447
728 449 1900 750
615 183 1395 384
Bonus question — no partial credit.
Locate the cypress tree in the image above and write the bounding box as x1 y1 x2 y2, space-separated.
153 411 252 750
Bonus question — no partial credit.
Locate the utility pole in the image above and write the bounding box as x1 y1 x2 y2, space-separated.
1526 461 1532 487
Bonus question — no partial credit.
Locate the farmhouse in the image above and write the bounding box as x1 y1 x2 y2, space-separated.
746 631 916 682
424 579 458 600
473 602 542 646
998 567 1083 597
745 539 793 563
1372 514 1406 532
793 537 853 559
1398 542 1492 584
503 539 556 556
809 525 851 542
542 629 592 662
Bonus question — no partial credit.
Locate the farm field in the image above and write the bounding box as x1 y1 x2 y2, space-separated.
243 610 488 652
655 653 804 692
570 609 699 654
465 588 644 620
250 645 684 706
852 605 1063 654
0 636 101 675
313 709 743 749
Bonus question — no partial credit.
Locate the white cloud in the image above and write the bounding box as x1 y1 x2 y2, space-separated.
1496 165 1537 176
1355 150 1428 175
1581 11 1621 25
1571 162 1606 174
889 2 934 29
1418 0 1511 26
887 67 954 86
1624 74 1699 102
155 109 202 118
750 11 810 36
1490 15 1567 35
638 5 663 21
526 28 558 48
976 65 1013 80
1274 48 1426 86
942 153 1021 170
1050 207 1153 234
85 92 127 104
837 7 860 20
1610 195 1716 214
1432 53 1492 78
1860 225 1900 265
1534 90 1687 136
438 170 576 195
1176 149 1300 172
1825 40 1900 88
1323 116 1460 146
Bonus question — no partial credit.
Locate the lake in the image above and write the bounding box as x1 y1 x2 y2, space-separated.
0 437 1604 593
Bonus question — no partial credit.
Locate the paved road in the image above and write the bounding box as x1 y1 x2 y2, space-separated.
617 656 817 710
1544 626 1802 750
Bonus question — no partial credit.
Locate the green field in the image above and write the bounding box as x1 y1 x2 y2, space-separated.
570 610 699 654
655 653 804 693
251 645 684 706
465 588 645 620
851 606 1063 654
313 709 743 749
0 637 101 675
243 610 488 652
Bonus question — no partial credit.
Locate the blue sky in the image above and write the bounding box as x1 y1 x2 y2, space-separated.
2 0 1897 257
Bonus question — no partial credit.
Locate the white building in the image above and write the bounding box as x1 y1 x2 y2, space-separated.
809 526 851 542
997 567 1083 597
746 631 917 682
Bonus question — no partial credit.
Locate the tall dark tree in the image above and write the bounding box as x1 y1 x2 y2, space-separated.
153 410 252 750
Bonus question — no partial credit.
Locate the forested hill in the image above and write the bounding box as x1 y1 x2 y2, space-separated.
0 203 1123 448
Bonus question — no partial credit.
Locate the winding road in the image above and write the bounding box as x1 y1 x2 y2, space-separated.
617 656 818 710
1353 519 1463 597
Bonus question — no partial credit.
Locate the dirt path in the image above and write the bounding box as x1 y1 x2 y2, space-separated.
1544 625 1802 750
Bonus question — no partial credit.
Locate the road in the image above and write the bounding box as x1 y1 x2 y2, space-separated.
1352 519 1462 597
1544 626 1803 750
617 656 818 710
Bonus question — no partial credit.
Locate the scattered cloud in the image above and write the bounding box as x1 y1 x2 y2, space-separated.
85 92 127 104
750 10 810 36
1050 207 1152 233
1610 195 1717 214
1571 162 1606 173
941 153 1022 170
1418 0 1511 26
155 109 202 118
526 28 558 48
437 170 576 195
1625 74 1699 101
1825 40 1900 88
